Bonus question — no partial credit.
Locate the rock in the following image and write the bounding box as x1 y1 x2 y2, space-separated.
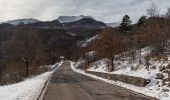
165 81 169 85
168 83 170 87
155 87 160 90
150 65 156 69
165 64 170 69
159 92 169 98
162 69 170 73
164 77 170 82
160 66 166 72
131 65 139 71
162 88 169 92
156 73 164 79
167 76 170 82
162 80 166 86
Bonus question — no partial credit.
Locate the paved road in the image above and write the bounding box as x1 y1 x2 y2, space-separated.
42 61 155 100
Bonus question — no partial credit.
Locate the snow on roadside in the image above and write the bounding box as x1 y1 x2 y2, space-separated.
70 61 170 100
49 61 63 70
0 62 63 100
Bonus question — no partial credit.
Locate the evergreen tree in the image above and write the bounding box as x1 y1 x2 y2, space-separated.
120 15 132 33
137 16 147 26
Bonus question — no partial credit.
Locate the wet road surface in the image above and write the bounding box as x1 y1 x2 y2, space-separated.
42 61 156 100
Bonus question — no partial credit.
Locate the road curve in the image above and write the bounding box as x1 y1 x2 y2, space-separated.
42 61 156 100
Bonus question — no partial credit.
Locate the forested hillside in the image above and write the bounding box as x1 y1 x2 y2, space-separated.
0 17 105 85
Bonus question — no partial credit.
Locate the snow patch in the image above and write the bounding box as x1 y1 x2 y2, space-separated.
82 35 99 47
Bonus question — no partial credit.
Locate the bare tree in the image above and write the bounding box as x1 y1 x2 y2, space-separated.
146 3 160 17
2 26 46 77
165 8 170 19
0 66 3 85
93 28 122 71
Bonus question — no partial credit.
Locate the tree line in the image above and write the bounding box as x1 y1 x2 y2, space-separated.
0 25 76 85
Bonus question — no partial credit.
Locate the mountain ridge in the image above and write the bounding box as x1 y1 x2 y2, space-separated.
2 18 41 25
57 15 94 23
0 16 119 28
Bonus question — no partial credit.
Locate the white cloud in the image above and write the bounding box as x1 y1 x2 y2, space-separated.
0 0 169 23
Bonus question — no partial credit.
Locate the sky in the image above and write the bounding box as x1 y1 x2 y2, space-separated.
0 0 169 23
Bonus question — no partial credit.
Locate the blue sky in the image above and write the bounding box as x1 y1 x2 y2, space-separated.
0 0 169 23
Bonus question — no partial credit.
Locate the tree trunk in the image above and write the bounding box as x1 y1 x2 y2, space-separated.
88 56 90 66
25 60 29 77
110 55 114 71
132 51 135 61
139 50 142 65
48 49 53 65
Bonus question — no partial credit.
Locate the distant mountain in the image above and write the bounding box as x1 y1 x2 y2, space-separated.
106 22 120 27
0 17 106 57
57 15 93 23
64 18 106 28
2 18 41 25
28 17 106 29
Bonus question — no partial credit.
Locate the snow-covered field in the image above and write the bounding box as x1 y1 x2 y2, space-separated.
70 47 170 100
0 62 62 100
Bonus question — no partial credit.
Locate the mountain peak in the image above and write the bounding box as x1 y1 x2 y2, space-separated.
57 15 94 23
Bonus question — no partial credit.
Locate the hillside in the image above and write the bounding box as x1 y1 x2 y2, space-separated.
72 17 170 99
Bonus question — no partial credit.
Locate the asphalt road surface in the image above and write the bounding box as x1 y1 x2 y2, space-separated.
42 61 156 100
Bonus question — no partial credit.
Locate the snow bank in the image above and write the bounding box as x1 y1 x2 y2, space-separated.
0 72 52 100
0 62 63 100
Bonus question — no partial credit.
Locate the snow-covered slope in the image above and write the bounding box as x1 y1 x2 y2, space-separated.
86 47 170 99
57 15 94 23
2 18 41 25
